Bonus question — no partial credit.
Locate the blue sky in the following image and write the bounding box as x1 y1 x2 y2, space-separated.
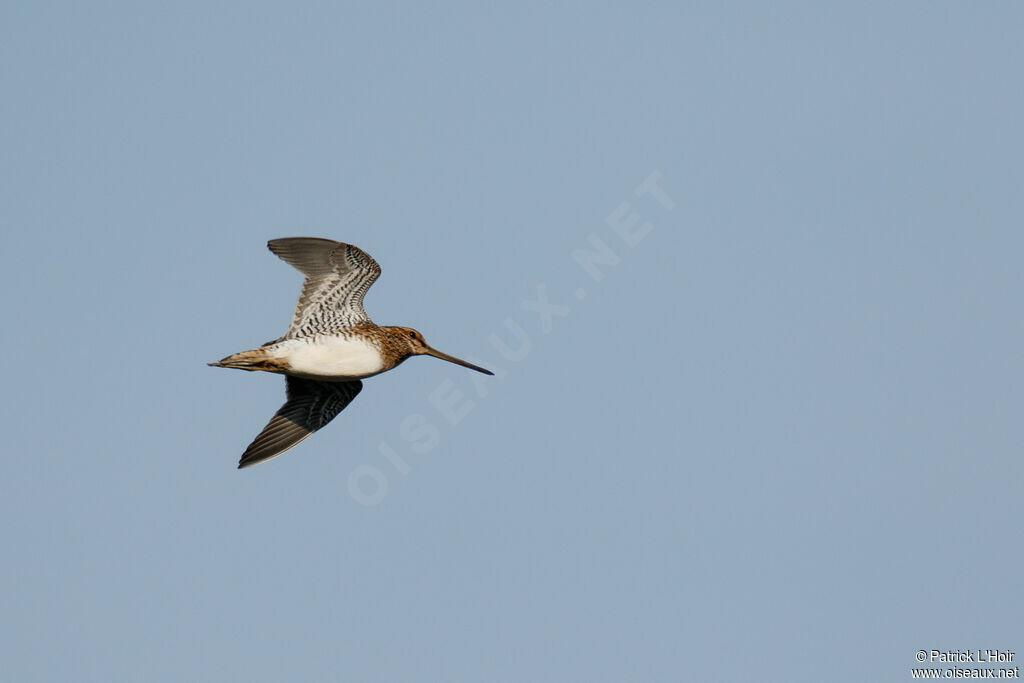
2 3 1022 681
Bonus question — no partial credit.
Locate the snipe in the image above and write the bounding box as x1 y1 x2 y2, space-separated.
210 237 492 468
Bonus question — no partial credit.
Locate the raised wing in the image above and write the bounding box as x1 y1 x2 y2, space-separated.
238 376 363 468
269 237 382 338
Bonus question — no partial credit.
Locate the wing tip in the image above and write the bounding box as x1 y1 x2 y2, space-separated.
236 448 283 470
267 236 339 251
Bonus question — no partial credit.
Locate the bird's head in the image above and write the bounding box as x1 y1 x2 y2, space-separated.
387 326 493 375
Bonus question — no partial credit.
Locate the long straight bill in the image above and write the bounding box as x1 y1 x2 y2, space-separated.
423 347 494 375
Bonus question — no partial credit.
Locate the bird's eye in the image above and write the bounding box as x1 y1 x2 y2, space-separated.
408 331 416 339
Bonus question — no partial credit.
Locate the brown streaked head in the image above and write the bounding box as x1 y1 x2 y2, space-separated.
386 326 493 375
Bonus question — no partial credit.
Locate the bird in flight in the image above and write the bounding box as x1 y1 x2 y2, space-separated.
210 237 492 468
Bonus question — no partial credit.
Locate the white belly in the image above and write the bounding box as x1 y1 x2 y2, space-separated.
277 335 385 380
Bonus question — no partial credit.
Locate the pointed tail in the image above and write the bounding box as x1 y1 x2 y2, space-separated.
208 348 285 373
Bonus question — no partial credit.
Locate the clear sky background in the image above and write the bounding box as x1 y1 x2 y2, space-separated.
2 3 1022 681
